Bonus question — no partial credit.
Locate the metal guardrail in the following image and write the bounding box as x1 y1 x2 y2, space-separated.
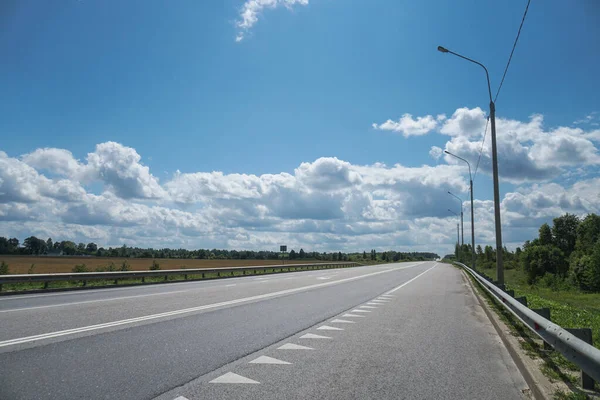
454 261 600 383
0 262 362 292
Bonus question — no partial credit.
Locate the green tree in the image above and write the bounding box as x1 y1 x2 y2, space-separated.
552 213 579 258
86 242 98 253
289 249 297 260
575 213 600 253
299 248 306 259
539 223 552 246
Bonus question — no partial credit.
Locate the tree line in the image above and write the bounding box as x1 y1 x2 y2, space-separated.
0 236 438 263
451 213 600 292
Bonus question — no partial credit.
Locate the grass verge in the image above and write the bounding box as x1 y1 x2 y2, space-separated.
459 265 599 398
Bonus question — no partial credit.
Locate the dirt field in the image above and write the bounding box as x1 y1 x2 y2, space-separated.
0 256 317 274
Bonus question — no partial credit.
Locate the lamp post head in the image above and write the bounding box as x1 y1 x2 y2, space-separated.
444 150 450 154
437 46 449 53
448 191 451 195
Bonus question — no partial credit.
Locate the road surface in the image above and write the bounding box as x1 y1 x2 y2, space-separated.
0 261 528 399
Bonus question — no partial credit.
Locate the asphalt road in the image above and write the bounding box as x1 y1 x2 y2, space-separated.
0 262 528 400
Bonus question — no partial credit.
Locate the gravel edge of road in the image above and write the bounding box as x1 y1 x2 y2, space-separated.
459 268 550 400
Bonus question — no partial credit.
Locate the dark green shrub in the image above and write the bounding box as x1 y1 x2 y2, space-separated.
72 264 88 273
149 260 160 270
0 261 9 275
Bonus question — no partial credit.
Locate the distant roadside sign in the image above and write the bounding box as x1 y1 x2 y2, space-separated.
280 245 287 252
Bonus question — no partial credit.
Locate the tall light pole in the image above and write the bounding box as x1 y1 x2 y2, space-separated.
438 45 504 286
448 191 464 246
448 209 460 255
445 150 476 271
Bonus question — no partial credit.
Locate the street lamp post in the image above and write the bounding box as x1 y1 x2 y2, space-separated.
448 191 464 246
438 45 504 286
445 151 476 271
448 209 460 255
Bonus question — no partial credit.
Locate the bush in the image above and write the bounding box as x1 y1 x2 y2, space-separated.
106 262 116 272
72 264 89 273
120 261 130 271
0 261 9 275
28 264 36 274
95 266 107 272
149 260 160 270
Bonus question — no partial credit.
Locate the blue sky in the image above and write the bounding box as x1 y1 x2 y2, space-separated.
1 0 599 256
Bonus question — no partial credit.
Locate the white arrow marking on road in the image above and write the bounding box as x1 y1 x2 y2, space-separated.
278 343 314 350
342 313 365 318
317 325 344 331
352 309 371 313
331 319 355 324
300 333 332 339
209 372 260 384
173 397 189 400
249 356 291 365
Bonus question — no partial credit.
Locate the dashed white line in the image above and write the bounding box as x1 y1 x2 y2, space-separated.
225 284 237 287
342 313 365 318
249 355 291 365
278 343 313 350
317 325 344 331
360 305 377 309
299 333 332 339
352 309 371 313
331 319 355 324
0 290 189 313
209 372 259 384
1 265 407 348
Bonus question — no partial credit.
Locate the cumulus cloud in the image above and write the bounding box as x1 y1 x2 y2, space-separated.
372 113 439 137
429 146 443 160
2 134 599 257
376 107 600 183
235 0 309 42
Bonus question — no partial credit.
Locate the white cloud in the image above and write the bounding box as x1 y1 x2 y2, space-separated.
372 113 439 137
235 0 309 42
376 107 600 183
2 132 600 257
429 146 443 160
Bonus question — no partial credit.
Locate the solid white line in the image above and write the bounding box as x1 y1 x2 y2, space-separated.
385 263 437 294
0 264 423 348
0 291 189 313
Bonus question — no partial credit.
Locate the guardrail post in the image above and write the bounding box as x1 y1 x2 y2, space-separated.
565 328 595 389
44 281 49 289
532 308 552 350
0 284 2 292
202 272 205 279
185 274 188 280
515 296 528 307
164 275 168 281
82 280 87 287
505 289 515 297
142 277 145 283
114 278 118 285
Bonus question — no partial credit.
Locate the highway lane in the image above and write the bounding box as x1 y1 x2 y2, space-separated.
0 264 421 342
162 263 527 400
0 262 443 399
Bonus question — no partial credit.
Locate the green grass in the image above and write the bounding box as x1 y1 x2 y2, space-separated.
461 268 597 397
477 265 600 350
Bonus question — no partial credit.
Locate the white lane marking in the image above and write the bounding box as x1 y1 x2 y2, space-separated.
368 301 386 305
209 372 259 384
316 277 332 280
249 356 291 365
360 305 377 309
379 295 394 298
173 396 189 400
278 343 313 350
386 263 437 294
225 284 237 287
352 309 371 313
317 325 343 331
299 333 332 339
342 313 365 318
331 319 355 324
0 291 189 314
0 263 425 348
